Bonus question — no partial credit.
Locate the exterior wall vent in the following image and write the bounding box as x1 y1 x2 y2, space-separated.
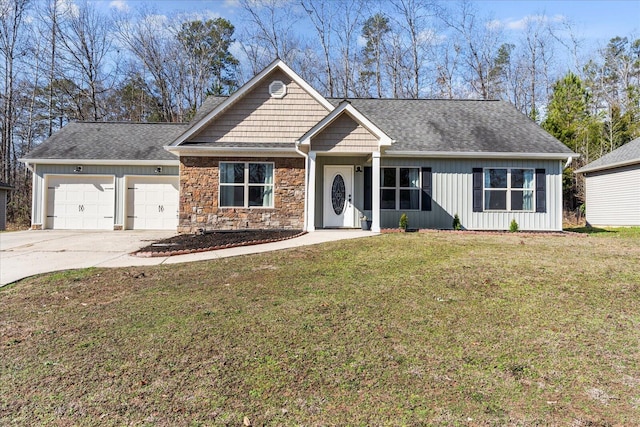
269 80 287 98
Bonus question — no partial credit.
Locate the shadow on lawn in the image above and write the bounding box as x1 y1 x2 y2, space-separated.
564 226 616 234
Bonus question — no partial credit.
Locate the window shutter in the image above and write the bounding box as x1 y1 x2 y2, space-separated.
536 168 546 213
421 167 432 211
472 168 483 212
364 166 372 211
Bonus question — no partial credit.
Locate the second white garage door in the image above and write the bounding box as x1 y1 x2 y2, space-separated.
126 176 179 230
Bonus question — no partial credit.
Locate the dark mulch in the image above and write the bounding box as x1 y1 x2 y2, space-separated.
134 229 304 257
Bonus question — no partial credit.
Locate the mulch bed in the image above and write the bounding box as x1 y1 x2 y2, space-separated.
134 229 305 257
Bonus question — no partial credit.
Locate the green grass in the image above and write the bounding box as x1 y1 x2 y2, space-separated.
1 232 639 425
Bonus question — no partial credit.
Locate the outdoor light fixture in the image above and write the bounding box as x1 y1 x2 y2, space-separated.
155 167 162 174
74 166 83 173
355 165 363 173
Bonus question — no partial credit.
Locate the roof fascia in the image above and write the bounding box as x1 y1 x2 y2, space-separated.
576 158 640 174
165 145 300 158
298 101 394 147
171 59 334 147
19 158 179 166
384 151 578 160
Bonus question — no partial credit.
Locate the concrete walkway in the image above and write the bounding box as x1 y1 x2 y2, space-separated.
0 229 377 286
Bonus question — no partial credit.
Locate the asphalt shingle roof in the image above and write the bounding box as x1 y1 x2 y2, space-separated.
23 122 188 161
330 98 573 154
576 137 640 173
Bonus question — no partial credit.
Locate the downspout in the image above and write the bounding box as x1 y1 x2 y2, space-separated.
294 142 309 232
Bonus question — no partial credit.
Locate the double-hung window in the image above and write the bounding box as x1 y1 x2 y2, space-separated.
381 167 421 210
219 162 274 208
484 168 534 211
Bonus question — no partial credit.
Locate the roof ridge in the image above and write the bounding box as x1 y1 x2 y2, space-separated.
73 121 189 125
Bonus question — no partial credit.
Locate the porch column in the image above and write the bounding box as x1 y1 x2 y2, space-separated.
371 151 381 232
307 151 317 231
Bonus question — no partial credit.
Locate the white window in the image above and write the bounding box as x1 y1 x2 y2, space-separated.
484 168 534 211
381 167 420 210
219 162 274 208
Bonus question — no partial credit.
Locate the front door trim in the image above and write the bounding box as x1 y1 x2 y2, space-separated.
323 165 355 228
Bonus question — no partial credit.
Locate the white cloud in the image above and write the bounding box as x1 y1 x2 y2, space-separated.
109 0 130 13
501 14 567 31
58 0 80 18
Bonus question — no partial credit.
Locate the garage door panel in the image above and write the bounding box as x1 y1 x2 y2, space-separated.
126 176 179 230
46 176 115 230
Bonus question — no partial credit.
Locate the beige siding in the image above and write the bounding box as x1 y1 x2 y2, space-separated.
585 164 640 226
311 113 379 153
190 70 330 144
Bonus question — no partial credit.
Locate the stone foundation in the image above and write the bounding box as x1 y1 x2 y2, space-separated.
179 156 305 233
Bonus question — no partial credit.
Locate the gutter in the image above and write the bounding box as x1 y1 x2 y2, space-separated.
384 151 577 160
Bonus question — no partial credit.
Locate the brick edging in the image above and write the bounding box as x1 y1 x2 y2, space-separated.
133 231 308 258
380 228 584 237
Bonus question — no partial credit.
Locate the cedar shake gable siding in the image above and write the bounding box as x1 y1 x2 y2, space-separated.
311 112 379 153
187 70 330 144
179 156 305 232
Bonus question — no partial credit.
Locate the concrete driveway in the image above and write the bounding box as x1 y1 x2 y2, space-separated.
0 229 376 286
0 230 176 286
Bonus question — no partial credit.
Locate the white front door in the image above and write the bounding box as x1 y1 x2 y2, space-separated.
323 166 355 228
126 176 179 230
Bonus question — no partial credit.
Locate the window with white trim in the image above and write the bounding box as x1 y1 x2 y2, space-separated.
484 168 534 211
381 167 421 210
219 162 274 208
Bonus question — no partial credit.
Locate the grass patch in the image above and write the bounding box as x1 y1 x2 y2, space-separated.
565 225 640 237
1 232 639 425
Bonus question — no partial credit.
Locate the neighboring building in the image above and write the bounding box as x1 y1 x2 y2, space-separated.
576 137 640 227
0 182 13 231
22 60 575 232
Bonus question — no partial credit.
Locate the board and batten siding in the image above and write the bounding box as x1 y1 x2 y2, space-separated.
312 157 563 231
379 158 564 231
311 113 379 153
0 189 8 230
584 164 640 226
190 70 330 144
31 164 179 228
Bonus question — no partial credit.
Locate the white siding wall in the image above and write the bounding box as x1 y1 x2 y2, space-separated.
31 164 179 228
585 164 640 226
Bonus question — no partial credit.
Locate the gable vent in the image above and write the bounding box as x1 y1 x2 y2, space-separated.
269 80 287 98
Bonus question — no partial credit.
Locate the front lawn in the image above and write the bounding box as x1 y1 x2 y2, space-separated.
1 232 639 425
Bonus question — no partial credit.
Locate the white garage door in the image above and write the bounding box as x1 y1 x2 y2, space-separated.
46 175 115 230
126 176 179 230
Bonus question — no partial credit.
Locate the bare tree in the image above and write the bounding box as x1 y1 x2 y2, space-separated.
390 0 436 98
0 0 30 184
301 0 335 96
238 0 303 75
115 8 182 122
56 0 115 121
439 0 503 99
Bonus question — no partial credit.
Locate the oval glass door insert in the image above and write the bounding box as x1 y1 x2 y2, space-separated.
331 174 346 215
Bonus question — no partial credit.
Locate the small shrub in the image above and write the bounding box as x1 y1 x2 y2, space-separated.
452 214 461 230
509 219 519 232
399 213 408 230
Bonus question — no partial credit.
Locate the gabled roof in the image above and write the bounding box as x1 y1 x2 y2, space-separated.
298 100 394 147
576 137 640 173
170 59 334 147
331 98 575 157
21 122 187 164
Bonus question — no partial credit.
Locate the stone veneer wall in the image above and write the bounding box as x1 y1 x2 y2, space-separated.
179 156 305 233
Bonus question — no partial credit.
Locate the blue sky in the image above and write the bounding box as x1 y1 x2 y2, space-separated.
104 0 639 50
